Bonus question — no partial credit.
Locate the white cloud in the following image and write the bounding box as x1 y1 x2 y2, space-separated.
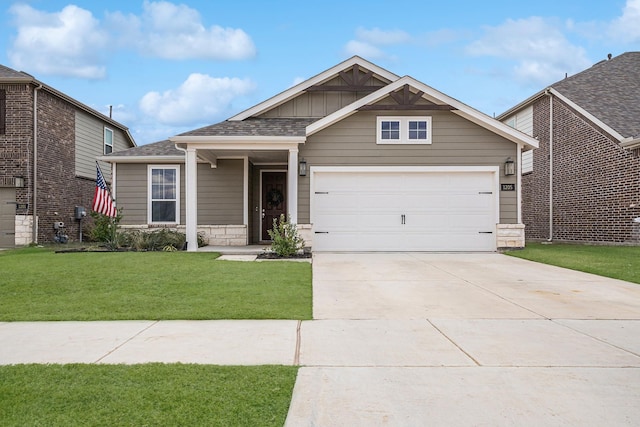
110 1 256 60
355 27 411 45
8 4 109 79
344 27 412 59
466 17 590 86
139 73 256 126
608 0 640 42
344 40 386 59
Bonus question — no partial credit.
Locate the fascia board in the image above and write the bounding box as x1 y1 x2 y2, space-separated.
98 155 184 163
496 89 547 121
548 87 625 142
170 135 305 144
228 56 400 121
307 76 539 149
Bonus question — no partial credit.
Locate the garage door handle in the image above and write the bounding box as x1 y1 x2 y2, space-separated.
314 231 329 234
479 231 493 234
315 192 329 194
478 191 493 194
401 214 406 225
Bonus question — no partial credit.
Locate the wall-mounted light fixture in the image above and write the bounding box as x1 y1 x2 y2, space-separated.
504 157 515 176
299 158 307 176
14 176 25 188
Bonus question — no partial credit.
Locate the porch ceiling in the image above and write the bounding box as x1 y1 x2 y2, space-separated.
198 149 288 164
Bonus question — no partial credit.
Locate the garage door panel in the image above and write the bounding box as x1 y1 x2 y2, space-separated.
312 170 497 252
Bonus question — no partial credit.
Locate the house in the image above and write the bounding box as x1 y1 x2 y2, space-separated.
104 56 538 252
498 52 640 244
0 65 136 247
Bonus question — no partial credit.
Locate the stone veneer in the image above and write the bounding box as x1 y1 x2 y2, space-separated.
14 214 34 246
496 223 525 249
120 224 248 246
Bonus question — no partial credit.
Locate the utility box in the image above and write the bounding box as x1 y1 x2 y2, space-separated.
75 206 87 220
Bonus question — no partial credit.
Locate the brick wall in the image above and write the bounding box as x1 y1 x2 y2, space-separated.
1 84 99 244
523 95 640 244
35 90 94 243
0 84 32 212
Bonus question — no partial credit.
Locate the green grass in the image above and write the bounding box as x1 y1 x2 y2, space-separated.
0 364 297 427
505 242 640 284
0 247 312 321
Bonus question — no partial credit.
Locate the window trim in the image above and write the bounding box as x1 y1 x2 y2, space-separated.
376 116 432 145
104 127 114 154
147 164 180 224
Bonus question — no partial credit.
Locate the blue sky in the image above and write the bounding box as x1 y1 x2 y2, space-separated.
1 0 638 145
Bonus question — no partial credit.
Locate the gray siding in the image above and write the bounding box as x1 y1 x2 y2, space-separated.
114 163 147 224
259 75 387 119
75 110 130 181
298 110 518 224
196 160 243 224
115 160 243 225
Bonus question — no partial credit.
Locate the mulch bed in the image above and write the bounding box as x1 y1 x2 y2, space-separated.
256 252 312 259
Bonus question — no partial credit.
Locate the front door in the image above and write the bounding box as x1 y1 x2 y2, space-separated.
0 188 16 247
261 172 287 240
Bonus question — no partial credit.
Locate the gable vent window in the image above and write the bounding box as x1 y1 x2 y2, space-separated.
104 127 113 154
377 116 432 145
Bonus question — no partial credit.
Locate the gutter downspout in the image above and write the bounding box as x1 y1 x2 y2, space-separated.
545 89 554 242
32 84 43 244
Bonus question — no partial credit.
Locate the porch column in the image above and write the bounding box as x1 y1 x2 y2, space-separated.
287 148 298 223
185 147 198 252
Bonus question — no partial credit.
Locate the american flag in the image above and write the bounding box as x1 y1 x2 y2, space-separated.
92 162 117 217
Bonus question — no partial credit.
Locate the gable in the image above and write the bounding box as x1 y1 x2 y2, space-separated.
308 76 539 150
230 56 399 121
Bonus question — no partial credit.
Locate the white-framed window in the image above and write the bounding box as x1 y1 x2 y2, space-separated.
148 165 180 224
377 116 432 144
104 127 114 154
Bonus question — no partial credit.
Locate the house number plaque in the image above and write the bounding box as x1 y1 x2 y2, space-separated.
501 184 515 191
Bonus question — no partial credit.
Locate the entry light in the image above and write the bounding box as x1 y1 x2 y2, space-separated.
299 158 307 176
504 157 515 176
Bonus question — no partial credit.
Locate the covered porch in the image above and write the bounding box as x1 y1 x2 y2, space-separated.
171 136 305 252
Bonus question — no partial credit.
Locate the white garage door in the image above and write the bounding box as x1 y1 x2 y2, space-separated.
311 168 498 252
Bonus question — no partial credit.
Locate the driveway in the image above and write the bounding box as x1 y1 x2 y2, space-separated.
285 253 640 426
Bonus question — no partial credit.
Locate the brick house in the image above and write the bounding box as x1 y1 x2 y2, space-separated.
0 64 136 246
498 52 640 244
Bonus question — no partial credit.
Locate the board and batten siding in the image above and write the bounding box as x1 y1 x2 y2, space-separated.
75 110 130 181
115 160 243 226
503 105 534 174
259 75 387 119
298 110 518 224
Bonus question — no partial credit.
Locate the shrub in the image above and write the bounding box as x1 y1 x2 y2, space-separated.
87 210 123 250
267 214 305 257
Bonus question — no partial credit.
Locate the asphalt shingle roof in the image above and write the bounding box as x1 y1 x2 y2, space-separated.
107 140 181 157
0 64 32 80
178 117 317 137
551 52 640 139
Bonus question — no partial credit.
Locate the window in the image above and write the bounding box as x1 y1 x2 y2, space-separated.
377 116 432 144
148 165 180 223
0 89 6 135
104 127 113 154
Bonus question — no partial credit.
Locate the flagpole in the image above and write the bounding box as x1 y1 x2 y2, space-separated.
95 160 114 194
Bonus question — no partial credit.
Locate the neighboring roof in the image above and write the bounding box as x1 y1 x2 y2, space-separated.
552 52 640 139
498 52 640 142
308 76 539 150
229 56 400 121
0 63 136 147
177 117 316 137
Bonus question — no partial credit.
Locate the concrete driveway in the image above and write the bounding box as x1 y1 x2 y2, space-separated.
285 253 640 426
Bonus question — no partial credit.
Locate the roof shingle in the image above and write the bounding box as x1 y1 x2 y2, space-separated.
551 52 640 138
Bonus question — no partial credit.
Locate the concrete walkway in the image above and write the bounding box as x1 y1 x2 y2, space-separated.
1 252 640 426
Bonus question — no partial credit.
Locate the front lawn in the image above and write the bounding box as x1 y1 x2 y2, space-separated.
505 242 640 284
0 247 312 321
0 364 297 427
